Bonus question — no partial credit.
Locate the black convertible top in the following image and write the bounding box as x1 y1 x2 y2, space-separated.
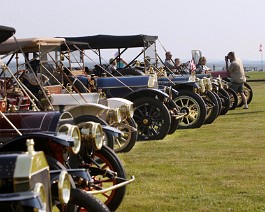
0 25 16 43
63 34 158 49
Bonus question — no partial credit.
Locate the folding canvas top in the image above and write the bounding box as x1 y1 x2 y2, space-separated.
63 34 158 49
0 37 65 54
0 25 16 44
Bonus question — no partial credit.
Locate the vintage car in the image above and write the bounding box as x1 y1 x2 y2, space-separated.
0 139 71 211
0 105 133 211
0 36 138 153
0 133 115 211
0 28 134 211
62 34 184 140
0 95 133 211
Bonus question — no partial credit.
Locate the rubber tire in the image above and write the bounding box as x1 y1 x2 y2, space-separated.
213 92 222 115
93 145 127 211
114 117 138 153
65 188 110 212
174 90 207 129
218 88 231 115
74 115 114 149
165 98 180 135
168 118 180 134
225 88 238 110
133 97 171 140
203 91 220 125
245 82 253 104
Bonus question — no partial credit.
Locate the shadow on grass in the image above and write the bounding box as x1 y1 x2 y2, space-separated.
226 110 264 115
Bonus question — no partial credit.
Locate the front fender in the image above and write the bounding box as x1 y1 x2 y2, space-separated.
124 88 169 102
0 192 44 209
173 81 200 89
158 77 200 89
107 97 133 108
102 125 123 137
0 132 75 152
65 103 110 118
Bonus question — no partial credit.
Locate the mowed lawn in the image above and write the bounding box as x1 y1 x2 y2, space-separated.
117 78 265 211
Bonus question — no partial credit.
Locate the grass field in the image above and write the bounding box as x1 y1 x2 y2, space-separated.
246 71 265 81
117 76 265 211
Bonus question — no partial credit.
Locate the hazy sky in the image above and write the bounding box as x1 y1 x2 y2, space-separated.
2 0 265 61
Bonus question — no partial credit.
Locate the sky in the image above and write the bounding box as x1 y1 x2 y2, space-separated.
1 0 265 62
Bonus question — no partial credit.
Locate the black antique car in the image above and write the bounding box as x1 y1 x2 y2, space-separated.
61 34 184 140
0 139 71 211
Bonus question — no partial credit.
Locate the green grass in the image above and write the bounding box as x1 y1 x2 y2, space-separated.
246 71 265 81
117 79 265 211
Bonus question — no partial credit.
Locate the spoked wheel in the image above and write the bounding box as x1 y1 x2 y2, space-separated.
114 117 138 153
64 188 110 212
74 115 114 149
133 97 171 140
225 88 238 110
202 91 220 125
236 82 253 107
174 90 207 129
91 146 127 211
217 88 231 115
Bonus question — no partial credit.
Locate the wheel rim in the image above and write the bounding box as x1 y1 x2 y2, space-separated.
203 96 215 120
133 102 165 139
114 120 132 151
92 152 117 206
174 96 201 127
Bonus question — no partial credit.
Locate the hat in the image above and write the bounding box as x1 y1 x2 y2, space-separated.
166 51 172 56
109 58 115 63
114 51 119 58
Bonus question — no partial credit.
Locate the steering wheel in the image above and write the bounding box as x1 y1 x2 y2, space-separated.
5 69 26 88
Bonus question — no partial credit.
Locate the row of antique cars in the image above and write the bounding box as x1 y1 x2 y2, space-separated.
0 25 253 211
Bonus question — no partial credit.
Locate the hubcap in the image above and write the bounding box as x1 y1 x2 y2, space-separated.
143 118 149 125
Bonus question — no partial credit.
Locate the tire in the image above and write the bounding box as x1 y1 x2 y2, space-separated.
65 188 110 212
237 82 253 107
174 90 207 129
168 117 180 134
203 91 220 125
218 88 231 115
92 145 127 211
74 115 114 149
165 98 180 135
212 91 222 115
133 97 171 140
225 88 238 110
114 117 138 153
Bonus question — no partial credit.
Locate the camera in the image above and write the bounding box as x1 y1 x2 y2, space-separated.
225 56 228 60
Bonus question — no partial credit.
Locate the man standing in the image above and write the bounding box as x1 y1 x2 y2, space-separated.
225 51 248 109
